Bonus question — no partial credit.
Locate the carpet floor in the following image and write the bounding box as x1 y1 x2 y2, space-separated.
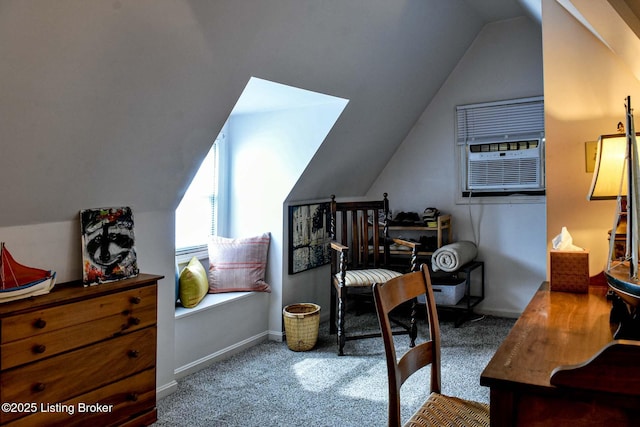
154 308 515 427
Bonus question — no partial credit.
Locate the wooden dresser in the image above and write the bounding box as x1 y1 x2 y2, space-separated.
0 273 162 426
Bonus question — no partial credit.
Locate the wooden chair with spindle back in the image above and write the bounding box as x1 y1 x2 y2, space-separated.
329 193 418 356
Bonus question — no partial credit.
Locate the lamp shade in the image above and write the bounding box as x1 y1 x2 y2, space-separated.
588 134 630 200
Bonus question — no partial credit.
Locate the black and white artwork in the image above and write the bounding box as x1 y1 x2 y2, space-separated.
80 206 139 285
289 202 331 274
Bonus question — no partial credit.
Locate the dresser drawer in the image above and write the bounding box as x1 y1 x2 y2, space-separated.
0 327 155 422
1 285 156 344
1 302 156 370
4 368 156 427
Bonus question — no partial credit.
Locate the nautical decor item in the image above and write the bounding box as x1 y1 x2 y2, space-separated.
0 242 56 303
80 207 138 285
599 96 640 338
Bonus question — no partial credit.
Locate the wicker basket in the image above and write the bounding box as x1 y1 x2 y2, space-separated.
283 303 321 351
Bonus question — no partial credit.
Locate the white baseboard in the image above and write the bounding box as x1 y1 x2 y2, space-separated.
156 379 178 400
173 331 270 380
269 329 284 342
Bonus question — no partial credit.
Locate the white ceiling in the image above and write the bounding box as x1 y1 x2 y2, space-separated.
233 0 534 117
463 0 527 22
559 0 640 81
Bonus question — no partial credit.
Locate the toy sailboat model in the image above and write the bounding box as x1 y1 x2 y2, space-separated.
0 242 56 303
602 96 640 338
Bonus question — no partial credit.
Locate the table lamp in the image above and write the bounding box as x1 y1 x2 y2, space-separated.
587 130 638 259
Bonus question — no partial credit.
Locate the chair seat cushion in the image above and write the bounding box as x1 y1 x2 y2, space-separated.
406 392 490 427
335 268 403 287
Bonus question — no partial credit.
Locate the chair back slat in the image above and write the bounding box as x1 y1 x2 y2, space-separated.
340 210 347 247
350 209 359 265
370 208 378 266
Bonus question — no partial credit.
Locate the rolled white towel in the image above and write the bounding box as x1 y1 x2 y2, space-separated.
431 241 478 272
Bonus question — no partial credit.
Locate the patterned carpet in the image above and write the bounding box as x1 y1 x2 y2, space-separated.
154 309 515 427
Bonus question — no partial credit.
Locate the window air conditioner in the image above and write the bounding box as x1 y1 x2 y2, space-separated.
457 96 545 197
465 139 544 192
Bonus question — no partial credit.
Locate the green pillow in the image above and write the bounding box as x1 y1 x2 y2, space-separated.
179 257 208 308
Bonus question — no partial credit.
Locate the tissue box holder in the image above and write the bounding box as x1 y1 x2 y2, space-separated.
550 249 589 293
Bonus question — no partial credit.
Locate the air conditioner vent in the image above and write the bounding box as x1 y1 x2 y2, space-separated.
468 156 540 190
467 140 542 190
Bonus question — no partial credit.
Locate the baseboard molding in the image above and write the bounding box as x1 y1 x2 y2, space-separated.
174 330 270 380
269 329 284 342
156 379 178 400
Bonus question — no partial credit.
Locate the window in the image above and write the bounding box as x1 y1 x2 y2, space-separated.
175 131 225 254
174 76 348 259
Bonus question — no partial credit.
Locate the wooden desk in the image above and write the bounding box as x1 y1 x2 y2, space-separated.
481 283 640 426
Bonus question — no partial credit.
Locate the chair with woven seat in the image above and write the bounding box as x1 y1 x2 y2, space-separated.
373 264 490 427
330 193 418 356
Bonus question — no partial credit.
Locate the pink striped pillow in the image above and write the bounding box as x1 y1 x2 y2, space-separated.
207 233 271 293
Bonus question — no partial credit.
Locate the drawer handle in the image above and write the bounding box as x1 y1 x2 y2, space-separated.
130 296 141 304
34 318 47 329
129 317 141 326
33 382 46 392
128 350 140 358
126 392 139 402
32 344 47 354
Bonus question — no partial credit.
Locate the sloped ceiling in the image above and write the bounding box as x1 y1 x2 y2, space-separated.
558 0 640 82
0 0 527 227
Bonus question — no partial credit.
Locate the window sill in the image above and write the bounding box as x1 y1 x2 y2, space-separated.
175 292 255 320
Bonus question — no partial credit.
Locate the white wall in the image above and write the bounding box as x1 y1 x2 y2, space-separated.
227 101 346 334
369 16 545 316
